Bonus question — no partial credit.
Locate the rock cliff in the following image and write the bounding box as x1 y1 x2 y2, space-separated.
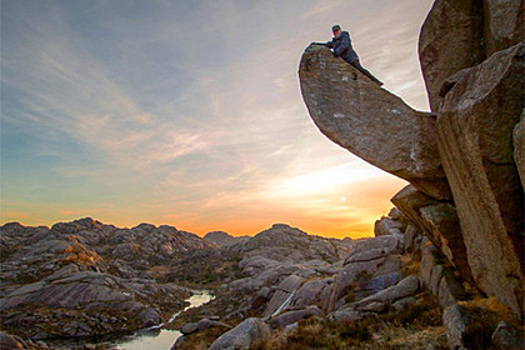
299 0 524 317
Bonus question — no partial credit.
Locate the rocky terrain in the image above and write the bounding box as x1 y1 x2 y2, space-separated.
0 218 217 342
1 214 523 349
0 220 361 349
204 231 250 247
1 0 524 349
166 210 522 350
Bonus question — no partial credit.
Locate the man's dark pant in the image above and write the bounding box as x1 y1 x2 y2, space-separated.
349 59 383 85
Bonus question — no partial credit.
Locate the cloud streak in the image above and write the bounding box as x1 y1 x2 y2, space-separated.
2 0 433 238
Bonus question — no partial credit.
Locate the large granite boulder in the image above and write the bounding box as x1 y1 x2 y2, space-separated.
418 0 485 112
328 235 404 311
269 305 322 329
436 42 524 316
299 44 451 200
352 276 420 311
209 317 271 350
391 185 473 284
291 278 333 309
264 274 303 318
299 0 524 322
483 0 524 56
419 0 524 109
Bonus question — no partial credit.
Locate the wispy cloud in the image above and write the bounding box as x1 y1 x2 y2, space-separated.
299 1 341 20
2 2 215 174
2 0 432 237
1 211 29 221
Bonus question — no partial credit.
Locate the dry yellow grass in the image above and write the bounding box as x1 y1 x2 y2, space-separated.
400 252 420 277
461 296 522 331
258 318 447 350
256 291 448 350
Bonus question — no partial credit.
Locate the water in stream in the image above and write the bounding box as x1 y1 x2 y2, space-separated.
47 291 214 350
113 290 214 350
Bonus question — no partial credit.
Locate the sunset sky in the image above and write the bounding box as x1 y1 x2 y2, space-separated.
1 0 434 238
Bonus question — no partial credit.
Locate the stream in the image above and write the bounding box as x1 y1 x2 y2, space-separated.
112 290 214 350
48 290 214 350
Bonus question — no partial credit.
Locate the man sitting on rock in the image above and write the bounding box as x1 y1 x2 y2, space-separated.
325 25 383 86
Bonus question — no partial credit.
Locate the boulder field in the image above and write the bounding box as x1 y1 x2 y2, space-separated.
0 218 209 341
1 215 523 349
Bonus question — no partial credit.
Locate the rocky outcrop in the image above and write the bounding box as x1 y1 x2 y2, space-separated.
0 218 214 340
419 0 524 112
300 0 524 317
217 224 353 325
352 275 419 312
391 185 473 284
419 0 524 317
436 42 524 316
269 305 322 329
203 213 443 348
483 0 524 56
264 274 303 318
235 223 354 263
328 235 404 311
418 0 485 112
209 317 271 350
204 231 250 247
299 44 451 200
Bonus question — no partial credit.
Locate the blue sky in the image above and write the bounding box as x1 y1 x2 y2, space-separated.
1 0 434 237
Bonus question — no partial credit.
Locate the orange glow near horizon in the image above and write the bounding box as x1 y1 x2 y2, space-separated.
1 175 407 240
1 1 432 240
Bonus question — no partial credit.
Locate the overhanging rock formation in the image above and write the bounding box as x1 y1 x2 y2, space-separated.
299 44 451 200
299 0 524 318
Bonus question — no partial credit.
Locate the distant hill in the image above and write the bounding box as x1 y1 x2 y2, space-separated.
203 230 250 247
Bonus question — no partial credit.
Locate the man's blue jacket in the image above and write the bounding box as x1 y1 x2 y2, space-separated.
327 31 359 64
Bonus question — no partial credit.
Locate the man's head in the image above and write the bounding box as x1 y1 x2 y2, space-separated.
332 25 341 38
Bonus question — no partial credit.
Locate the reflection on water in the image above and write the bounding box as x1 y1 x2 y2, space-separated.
113 328 182 350
113 290 214 350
